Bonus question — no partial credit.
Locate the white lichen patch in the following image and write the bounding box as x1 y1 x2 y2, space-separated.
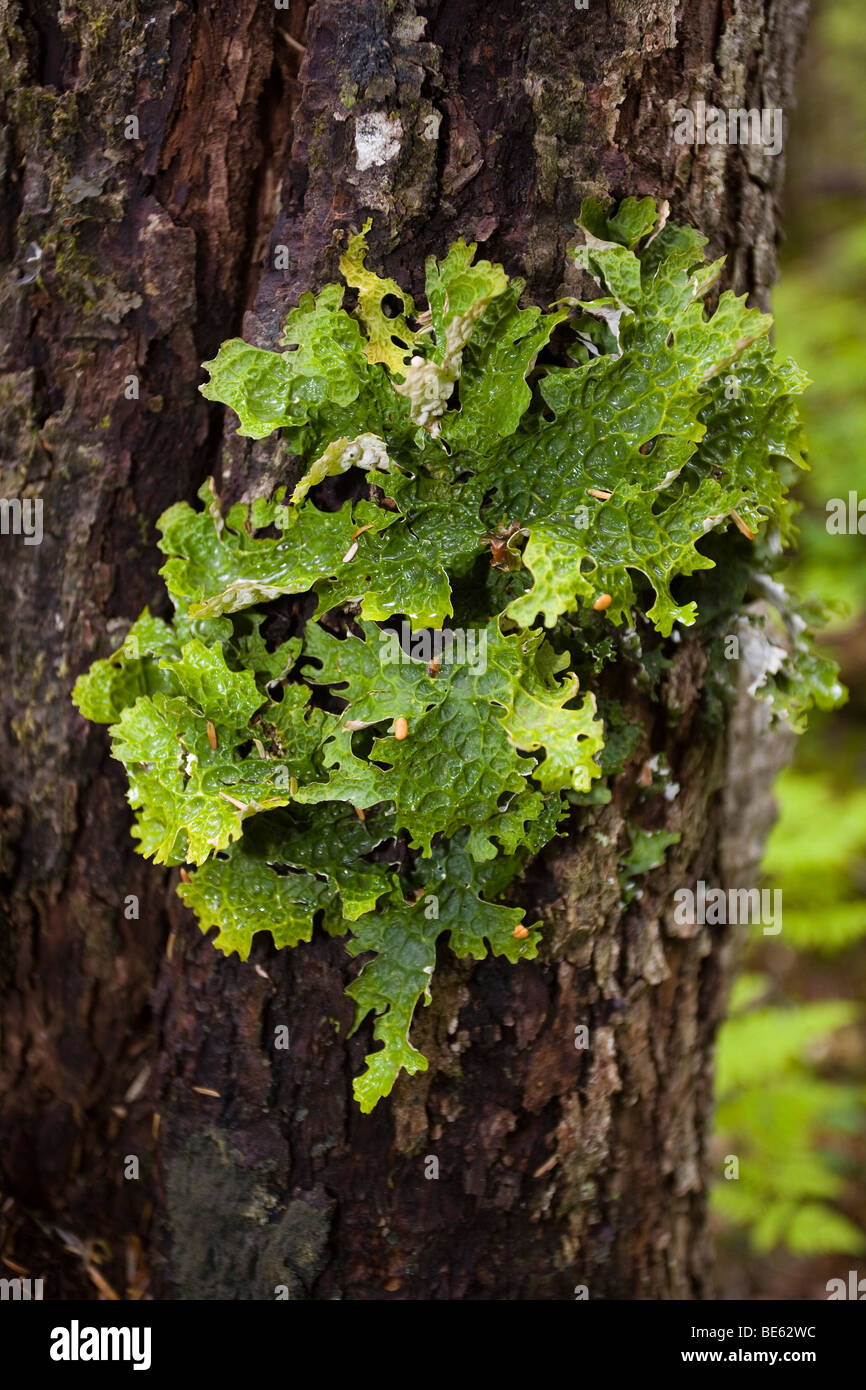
394 14 427 42
354 113 403 171
421 111 442 141
740 618 788 697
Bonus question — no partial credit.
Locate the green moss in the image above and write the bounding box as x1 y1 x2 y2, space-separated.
307 113 331 170
339 74 358 109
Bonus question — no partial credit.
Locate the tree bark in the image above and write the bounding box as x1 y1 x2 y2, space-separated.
0 0 807 1300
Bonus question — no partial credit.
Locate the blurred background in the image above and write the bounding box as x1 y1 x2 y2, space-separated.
713 0 866 1298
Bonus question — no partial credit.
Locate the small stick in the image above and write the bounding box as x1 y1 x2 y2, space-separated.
278 31 306 55
729 509 755 540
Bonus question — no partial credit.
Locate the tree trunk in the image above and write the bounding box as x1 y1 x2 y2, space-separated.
0 0 807 1300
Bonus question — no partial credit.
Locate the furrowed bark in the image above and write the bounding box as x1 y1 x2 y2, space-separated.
0 0 807 1299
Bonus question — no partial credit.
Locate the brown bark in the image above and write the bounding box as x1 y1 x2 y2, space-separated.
0 0 807 1300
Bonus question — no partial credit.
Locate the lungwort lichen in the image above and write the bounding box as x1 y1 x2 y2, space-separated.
72 198 842 1110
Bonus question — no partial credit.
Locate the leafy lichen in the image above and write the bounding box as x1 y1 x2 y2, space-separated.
72 198 843 1111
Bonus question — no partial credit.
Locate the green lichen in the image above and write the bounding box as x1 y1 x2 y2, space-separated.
71 199 843 1112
